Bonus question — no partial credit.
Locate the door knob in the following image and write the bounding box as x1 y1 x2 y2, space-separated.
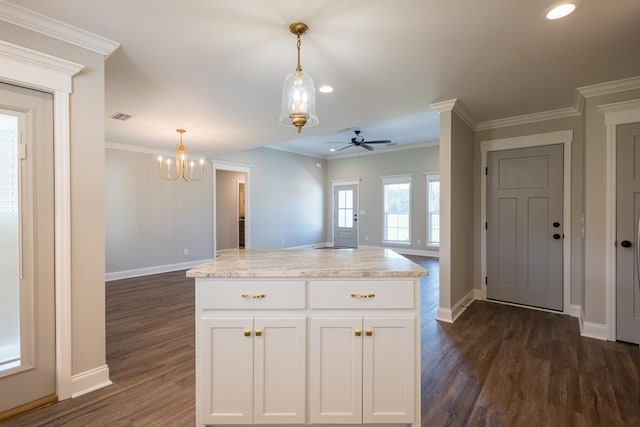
553 222 560 228
553 234 561 240
621 240 632 248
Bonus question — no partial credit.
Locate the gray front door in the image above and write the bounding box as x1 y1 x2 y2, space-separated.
487 144 564 311
333 185 358 248
616 122 640 344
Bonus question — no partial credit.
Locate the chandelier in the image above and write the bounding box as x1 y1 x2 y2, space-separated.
157 129 205 182
279 22 318 133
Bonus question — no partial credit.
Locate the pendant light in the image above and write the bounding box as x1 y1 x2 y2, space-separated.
279 22 318 133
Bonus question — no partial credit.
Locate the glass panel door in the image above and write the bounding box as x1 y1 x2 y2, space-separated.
0 113 20 373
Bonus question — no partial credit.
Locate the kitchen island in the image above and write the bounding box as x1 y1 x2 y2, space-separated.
187 248 428 427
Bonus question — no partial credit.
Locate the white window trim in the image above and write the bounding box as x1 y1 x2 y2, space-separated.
381 174 412 244
425 172 440 248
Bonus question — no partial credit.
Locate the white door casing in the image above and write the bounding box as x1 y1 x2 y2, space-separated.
598 99 640 341
0 40 84 400
330 179 360 248
480 130 573 315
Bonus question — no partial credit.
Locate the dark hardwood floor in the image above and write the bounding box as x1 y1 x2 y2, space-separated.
3 257 639 426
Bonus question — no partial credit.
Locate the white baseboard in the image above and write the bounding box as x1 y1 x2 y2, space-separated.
435 307 453 323
581 321 608 340
70 364 112 398
473 288 483 300
578 306 607 340
284 242 331 250
106 258 211 281
436 289 476 323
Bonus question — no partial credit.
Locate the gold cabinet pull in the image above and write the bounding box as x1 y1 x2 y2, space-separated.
241 293 266 300
365 330 373 337
244 330 252 337
350 293 376 299
354 330 362 337
255 330 263 337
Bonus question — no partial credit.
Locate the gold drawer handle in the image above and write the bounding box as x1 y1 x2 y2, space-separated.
354 330 362 337
255 330 263 337
244 330 252 337
350 293 376 299
241 293 266 300
365 330 373 337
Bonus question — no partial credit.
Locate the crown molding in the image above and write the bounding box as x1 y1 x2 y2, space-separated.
0 0 119 57
264 144 325 159
431 99 457 113
475 106 580 131
577 75 640 99
328 140 439 160
431 98 478 130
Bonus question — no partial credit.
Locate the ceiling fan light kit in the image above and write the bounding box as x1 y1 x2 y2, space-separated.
279 22 318 133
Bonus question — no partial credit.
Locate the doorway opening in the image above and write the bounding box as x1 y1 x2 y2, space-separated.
213 161 252 255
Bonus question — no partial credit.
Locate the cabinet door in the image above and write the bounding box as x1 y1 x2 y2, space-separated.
362 317 415 423
199 317 253 425
310 317 363 424
254 317 306 424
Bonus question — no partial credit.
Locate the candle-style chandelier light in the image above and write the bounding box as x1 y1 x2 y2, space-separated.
157 129 205 182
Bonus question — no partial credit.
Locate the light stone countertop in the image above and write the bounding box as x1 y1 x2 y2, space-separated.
186 248 428 278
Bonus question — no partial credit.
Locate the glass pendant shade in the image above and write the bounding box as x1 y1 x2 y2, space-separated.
279 69 319 132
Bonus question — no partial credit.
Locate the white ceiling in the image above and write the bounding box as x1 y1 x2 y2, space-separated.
6 0 640 158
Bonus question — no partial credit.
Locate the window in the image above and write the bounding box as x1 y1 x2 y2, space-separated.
337 189 354 228
382 175 411 243
426 174 440 247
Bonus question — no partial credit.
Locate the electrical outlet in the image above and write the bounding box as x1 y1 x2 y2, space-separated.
183 248 189 255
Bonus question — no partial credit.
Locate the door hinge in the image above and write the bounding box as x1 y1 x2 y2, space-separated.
485 221 488 230
485 166 488 175
485 276 488 285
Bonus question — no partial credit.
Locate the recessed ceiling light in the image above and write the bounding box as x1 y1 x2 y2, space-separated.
329 148 336 152
319 85 334 94
545 2 577 20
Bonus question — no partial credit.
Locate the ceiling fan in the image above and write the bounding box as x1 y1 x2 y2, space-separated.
326 130 392 152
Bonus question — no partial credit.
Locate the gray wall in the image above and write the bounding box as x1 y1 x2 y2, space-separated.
220 147 327 249
325 145 439 252
474 115 584 308
105 149 214 273
216 170 245 250
0 22 107 375
450 114 475 305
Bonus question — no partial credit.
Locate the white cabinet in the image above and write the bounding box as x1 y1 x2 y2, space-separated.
195 277 421 427
310 317 415 424
198 316 306 425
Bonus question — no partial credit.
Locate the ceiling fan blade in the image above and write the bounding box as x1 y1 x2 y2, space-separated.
362 139 392 144
361 144 374 151
337 145 352 151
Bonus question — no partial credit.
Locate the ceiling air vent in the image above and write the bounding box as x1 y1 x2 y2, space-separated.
109 112 133 121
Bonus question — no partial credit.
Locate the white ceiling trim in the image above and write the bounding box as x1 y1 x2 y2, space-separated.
431 98 477 130
264 144 325 160
0 0 119 57
577 75 640 99
475 106 581 131
105 141 209 159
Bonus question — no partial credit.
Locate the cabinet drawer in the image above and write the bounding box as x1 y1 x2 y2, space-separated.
199 281 306 309
309 280 415 309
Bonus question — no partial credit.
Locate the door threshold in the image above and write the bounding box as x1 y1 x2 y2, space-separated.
486 298 564 315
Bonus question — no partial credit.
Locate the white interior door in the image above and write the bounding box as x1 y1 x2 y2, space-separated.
333 185 358 248
0 83 56 415
486 144 564 311
616 122 640 344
